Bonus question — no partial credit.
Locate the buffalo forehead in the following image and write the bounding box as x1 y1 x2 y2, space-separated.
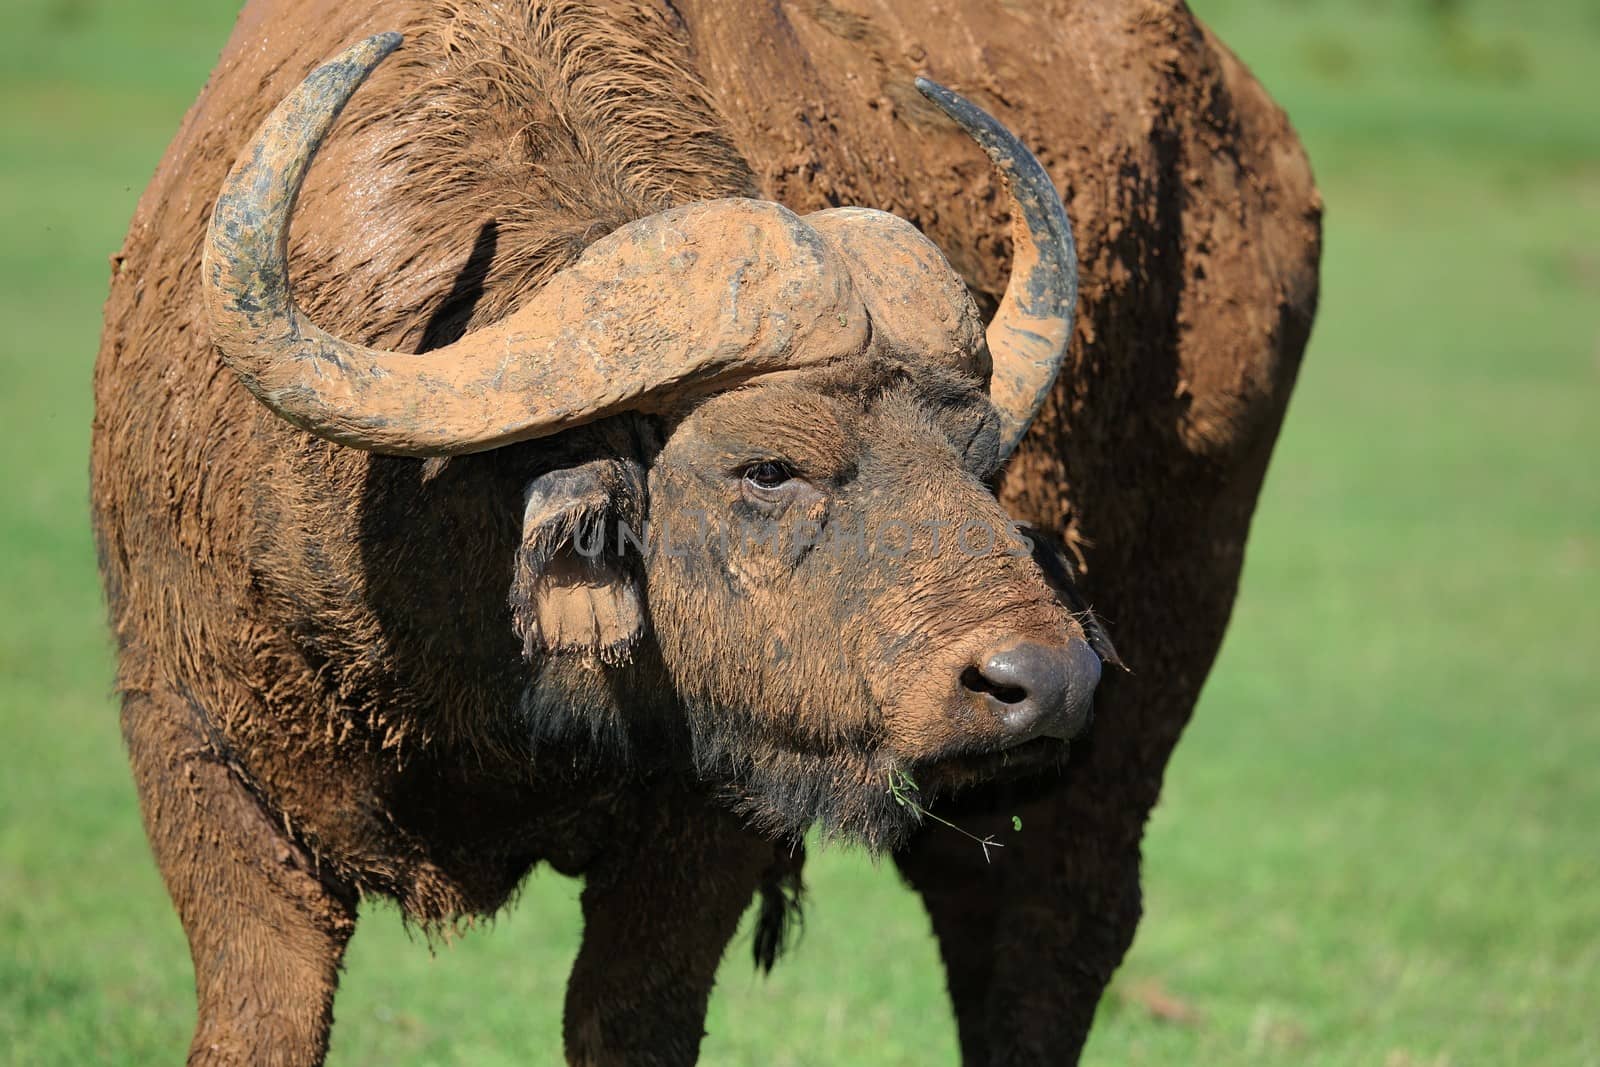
670 385 859 482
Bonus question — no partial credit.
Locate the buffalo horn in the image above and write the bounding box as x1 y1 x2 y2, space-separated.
203 34 867 456
914 78 1079 460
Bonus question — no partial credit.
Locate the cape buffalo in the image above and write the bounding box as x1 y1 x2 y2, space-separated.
91 1 1320 1064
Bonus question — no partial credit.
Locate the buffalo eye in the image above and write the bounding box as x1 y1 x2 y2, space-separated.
744 461 793 490
741 460 800 504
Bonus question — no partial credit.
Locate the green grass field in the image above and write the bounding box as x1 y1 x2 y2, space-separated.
2 1 1596 1063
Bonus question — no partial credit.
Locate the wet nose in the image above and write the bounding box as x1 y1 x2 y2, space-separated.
961 639 1101 743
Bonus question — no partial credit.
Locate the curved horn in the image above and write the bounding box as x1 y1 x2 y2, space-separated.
204 34 866 456
914 78 1078 459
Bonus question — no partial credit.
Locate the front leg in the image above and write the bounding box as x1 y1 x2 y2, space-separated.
894 808 1005 1064
122 687 358 1067
564 791 773 1067
896 765 1147 1066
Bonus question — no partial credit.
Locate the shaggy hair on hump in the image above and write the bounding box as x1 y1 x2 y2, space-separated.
294 0 757 350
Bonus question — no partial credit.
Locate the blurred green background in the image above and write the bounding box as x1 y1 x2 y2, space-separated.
1 0 1596 1063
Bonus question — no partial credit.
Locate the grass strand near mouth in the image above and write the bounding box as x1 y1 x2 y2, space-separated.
886 769 1007 863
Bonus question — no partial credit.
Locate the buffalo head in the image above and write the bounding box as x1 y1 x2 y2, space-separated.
203 34 1110 848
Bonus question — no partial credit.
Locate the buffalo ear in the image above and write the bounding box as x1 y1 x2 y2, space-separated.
1021 524 1128 672
510 457 648 665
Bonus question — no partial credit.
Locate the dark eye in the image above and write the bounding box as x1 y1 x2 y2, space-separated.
743 461 794 492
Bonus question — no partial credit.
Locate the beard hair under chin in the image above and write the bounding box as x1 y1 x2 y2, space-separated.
690 727 926 852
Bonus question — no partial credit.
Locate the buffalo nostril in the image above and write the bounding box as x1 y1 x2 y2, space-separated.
964 639 1101 743
959 665 1027 705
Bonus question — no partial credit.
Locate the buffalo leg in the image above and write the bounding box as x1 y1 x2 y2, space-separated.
894 815 1004 1063
987 771 1148 1065
123 688 356 1067
563 792 771 1066
897 769 1147 1066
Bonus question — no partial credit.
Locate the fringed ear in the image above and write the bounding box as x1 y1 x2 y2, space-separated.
510 457 649 665
1021 524 1128 672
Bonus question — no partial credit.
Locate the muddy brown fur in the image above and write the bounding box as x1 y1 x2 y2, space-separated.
91 1 1319 1064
